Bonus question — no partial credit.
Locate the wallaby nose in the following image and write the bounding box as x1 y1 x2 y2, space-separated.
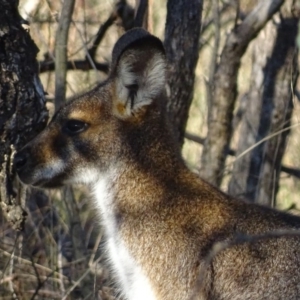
14 151 29 171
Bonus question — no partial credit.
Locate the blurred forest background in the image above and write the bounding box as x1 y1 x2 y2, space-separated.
0 0 299 299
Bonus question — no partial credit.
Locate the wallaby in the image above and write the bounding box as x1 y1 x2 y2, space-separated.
14 28 300 300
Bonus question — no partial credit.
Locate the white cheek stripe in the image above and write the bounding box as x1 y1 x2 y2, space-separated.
33 162 157 299
92 170 157 300
33 162 101 186
72 168 100 185
32 159 65 182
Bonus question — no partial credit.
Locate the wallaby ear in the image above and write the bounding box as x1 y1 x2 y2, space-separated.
111 28 166 120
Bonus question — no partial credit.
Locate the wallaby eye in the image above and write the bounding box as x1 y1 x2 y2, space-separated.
63 120 88 135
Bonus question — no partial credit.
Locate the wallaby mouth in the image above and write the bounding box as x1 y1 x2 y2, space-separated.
14 147 66 188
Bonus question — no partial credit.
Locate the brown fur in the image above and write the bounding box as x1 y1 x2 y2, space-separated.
14 28 300 300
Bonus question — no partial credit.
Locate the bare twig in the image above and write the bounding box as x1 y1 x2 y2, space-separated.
87 13 117 60
0 248 70 281
57 238 66 295
235 123 300 162
72 21 99 76
54 0 75 110
1 273 68 285
134 0 148 28
27 289 62 298
185 132 205 145
295 90 300 101
39 0 134 76
199 14 234 52
30 256 43 300
8 241 17 299
185 129 300 180
205 0 220 113
61 268 90 300
40 59 109 73
185 132 235 156
281 165 300 179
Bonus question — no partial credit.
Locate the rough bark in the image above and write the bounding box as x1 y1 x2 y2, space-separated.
164 0 202 146
229 3 299 205
0 0 48 230
199 0 284 187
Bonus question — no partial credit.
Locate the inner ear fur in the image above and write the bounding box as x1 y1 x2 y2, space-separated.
111 29 166 121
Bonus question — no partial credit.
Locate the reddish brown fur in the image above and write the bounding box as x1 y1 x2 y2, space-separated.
14 29 300 300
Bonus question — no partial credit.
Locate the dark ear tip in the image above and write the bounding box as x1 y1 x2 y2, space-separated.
111 28 164 68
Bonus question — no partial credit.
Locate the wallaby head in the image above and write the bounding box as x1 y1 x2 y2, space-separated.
14 29 300 300
14 28 178 189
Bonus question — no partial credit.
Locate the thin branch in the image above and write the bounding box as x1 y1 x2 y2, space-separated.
87 13 117 60
30 270 59 300
54 0 75 111
185 132 235 156
116 0 135 30
233 0 240 26
200 1 230 38
235 123 300 162
8 241 17 299
0 248 71 281
185 132 205 145
295 90 300 101
61 269 90 300
205 0 220 113
199 15 234 52
134 0 148 28
185 131 300 179
39 0 135 76
39 59 109 73
281 165 300 179
30 256 43 300
72 20 99 76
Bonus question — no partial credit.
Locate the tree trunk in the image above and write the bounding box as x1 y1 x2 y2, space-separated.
199 0 284 187
228 2 299 205
0 0 48 230
164 0 202 146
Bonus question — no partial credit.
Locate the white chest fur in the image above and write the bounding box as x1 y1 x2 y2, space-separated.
93 175 156 300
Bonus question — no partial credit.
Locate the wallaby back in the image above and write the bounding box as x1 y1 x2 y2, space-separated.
14 28 300 300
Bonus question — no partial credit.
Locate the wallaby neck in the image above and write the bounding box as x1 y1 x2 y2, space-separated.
93 135 185 216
